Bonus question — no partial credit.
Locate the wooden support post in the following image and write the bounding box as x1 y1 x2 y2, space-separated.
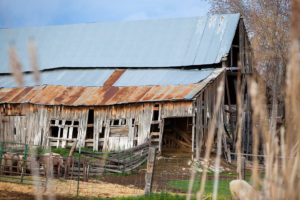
222 135 232 163
144 147 156 195
65 140 77 179
237 156 246 180
158 119 164 154
241 156 246 180
222 56 227 68
195 98 200 160
191 113 195 160
83 158 88 182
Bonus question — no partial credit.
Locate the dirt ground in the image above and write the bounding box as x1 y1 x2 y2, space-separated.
99 152 192 192
0 179 144 199
99 151 235 193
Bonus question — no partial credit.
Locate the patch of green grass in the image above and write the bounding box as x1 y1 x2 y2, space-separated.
51 148 71 157
50 148 81 159
110 193 186 200
88 193 190 200
168 179 232 198
83 192 229 200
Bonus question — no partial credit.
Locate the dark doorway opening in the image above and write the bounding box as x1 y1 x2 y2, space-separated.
162 117 192 156
86 109 94 139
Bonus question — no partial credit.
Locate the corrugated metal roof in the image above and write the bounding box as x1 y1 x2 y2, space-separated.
0 68 225 106
113 68 214 86
0 68 216 88
0 69 115 87
0 14 240 73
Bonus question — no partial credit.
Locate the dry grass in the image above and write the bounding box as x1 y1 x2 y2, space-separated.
0 179 144 198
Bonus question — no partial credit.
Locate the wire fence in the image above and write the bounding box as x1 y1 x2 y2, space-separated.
0 142 239 199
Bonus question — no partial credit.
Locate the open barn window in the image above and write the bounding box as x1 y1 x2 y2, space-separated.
109 118 129 137
49 119 79 148
50 126 59 137
72 127 78 138
133 123 139 146
97 124 106 150
85 109 95 148
86 109 94 139
153 104 160 121
161 117 193 155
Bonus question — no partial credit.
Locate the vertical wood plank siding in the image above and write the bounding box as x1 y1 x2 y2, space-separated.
0 101 193 151
194 72 225 158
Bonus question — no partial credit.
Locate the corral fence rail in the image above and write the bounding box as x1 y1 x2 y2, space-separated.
0 141 245 199
0 141 150 183
0 142 46 185
77 141 149 174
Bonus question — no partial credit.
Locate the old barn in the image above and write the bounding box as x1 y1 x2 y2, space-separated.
0 14 252 157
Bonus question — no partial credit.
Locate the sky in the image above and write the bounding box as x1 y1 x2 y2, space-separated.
0 0 210 28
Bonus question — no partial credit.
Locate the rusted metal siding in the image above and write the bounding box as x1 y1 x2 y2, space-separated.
0 84 197 106
103 69 126 86
0 68 225 106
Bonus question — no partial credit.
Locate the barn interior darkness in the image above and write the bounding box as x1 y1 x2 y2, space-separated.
86 109 94 139
161 117 192 155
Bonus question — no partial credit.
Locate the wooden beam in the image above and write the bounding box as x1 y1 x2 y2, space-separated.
158 119 164 153
191 105 195 159
144 147 156 195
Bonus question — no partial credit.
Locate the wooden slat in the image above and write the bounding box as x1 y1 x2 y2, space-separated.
144 147 156 194
150 132 160 136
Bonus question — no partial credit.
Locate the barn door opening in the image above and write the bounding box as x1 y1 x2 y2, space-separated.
161 117 192 156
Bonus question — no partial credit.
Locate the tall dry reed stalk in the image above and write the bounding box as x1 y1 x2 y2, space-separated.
197 76 225 200
8 40 54 200
250 0 300 199
9 45 23 87
189 1 300 199
28 40 40 84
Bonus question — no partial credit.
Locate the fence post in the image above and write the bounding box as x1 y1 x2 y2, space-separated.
0 142 4 174
76 146 81 197
20 144 28 183
241 156 246 180
65 140 77 179
144 147 156 195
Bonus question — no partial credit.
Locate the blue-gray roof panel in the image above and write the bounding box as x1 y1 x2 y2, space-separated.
0 68 217 88
113 68 214 86
0 14 240 73
0 69 115 88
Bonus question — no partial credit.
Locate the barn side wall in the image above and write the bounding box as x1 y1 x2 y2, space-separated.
193 72 225 159
0 101 193 151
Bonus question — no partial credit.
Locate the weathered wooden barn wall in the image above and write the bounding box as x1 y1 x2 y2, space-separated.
193 72 225 159
0 104 89 147
0 101 193 152
92 101 193 151
238 18 253 156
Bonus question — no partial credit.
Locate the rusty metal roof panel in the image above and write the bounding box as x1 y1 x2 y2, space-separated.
0 68 225 106
0 14 240 73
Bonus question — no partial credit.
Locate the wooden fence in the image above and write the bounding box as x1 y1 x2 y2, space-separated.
64 142 150 180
